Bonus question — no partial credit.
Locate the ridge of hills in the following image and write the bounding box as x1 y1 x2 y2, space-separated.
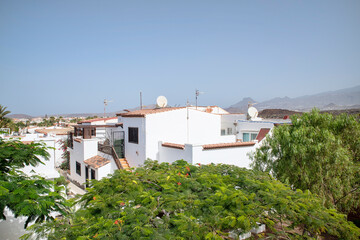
226 85 360 113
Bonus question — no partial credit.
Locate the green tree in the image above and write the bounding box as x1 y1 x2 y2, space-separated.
251 109 360 214
0 105 11 128
24 160 360 239
0 139 68 228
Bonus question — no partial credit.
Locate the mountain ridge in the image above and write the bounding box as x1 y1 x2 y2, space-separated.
226 85 360 113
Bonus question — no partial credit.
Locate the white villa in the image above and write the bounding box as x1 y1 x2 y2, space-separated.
0 127 72 179
67 106 289 187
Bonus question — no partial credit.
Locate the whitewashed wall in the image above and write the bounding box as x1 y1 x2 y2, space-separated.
97 163 112 179
69 139 98 185
145 109 188 162
158 142 193 164
69 140 84 184
158 142 257 168
195 145 257 168
21 138 60 179
123 117 146 167
187 109 222 144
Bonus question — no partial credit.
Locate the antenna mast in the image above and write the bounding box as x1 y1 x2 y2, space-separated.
195 89 199 109
140 91 143 110
104 99 113 118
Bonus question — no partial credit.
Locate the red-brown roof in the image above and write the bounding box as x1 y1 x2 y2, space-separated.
117 107 184 118
202 142 256 150
256 128 271 142
78 117 118 124
162 142 185 149
84 155 110 169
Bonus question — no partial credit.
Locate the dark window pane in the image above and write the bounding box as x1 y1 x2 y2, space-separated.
128 127 139 144
76 162 81 176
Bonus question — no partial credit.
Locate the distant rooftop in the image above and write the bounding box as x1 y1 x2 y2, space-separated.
117 107 184 117
78 117 118 124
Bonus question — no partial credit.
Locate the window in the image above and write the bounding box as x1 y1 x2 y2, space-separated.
227 128 233 135
243 133 250 142
250 133 257 141
91 128 96 136
76 162 81 176
91 169 96 180
128 127 139 144
243 133 258 142
221 129 226 136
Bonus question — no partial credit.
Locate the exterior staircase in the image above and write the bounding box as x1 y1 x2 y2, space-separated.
119 158 130 170
98 142 130 171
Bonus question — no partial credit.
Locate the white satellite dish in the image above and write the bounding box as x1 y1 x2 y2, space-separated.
156 96 168 108
248 106 258 119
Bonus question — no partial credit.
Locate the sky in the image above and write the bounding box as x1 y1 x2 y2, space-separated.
0 0 359 116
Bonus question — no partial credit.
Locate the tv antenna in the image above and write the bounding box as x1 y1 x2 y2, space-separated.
195 89 204 109
104 99 113 118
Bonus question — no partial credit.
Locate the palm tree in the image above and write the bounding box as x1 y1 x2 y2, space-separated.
0 105 11 128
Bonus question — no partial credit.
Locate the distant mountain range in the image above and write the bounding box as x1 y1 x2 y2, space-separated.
7 86 360 118
226 85 360 113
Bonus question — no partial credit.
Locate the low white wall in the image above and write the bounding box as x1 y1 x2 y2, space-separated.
97 163 112 180
195 145 256 168
158 142 193 164
159 141 257 169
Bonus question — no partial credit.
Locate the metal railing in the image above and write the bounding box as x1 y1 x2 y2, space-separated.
98 142 123 170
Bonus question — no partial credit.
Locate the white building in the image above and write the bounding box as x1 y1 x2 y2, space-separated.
67 117 129 187
117 106 282 168
67 106 290 187
0 127 72 179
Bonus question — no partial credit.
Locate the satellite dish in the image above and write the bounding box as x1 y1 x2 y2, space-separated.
156 96 168 108
248 106 258 119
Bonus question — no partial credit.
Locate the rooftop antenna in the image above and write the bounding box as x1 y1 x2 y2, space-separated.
195 89 204 109
104 99 113 118
140 91 143 110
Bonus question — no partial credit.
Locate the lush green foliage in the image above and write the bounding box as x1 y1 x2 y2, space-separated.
0 139 68 228
0 104 18 132
251 109 360 214
0 105 11 128
25 160 360 239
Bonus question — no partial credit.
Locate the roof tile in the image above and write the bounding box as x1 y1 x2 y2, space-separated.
162 142 185 149
203 142 256 150
84 155 110 169
117 107 184 117
256 128 271 142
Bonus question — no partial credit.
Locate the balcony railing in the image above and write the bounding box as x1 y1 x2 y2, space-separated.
98 142 124 170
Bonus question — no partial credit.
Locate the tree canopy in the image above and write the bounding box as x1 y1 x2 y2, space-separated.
0 105 11 128
24 160 360 239
251 109 360 214
0 139 68 228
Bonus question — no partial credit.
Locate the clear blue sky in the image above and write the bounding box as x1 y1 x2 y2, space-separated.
0 0 359 116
